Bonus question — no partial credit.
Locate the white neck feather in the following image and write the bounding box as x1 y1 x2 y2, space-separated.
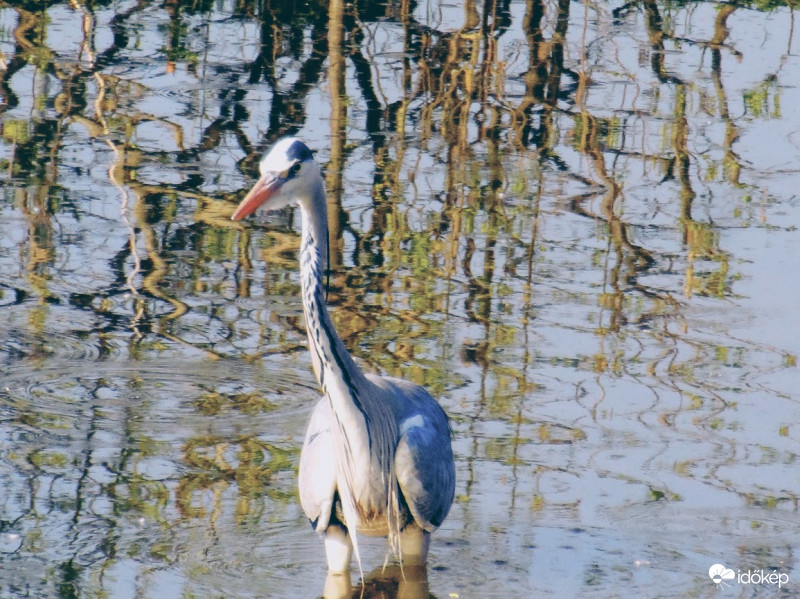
295 173 402 567
297 183 366 398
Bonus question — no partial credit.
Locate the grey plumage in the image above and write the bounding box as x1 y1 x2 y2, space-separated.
231 137 455 573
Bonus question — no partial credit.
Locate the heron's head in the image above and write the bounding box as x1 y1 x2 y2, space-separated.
231 137 319 221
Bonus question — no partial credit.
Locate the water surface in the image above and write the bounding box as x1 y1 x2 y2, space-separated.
1 1 799 597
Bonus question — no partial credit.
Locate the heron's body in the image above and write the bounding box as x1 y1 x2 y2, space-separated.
232 138 455 572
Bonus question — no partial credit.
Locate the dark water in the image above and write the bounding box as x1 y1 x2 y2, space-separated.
1 1 799 597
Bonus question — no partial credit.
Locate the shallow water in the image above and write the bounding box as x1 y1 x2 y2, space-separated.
1 1 799 597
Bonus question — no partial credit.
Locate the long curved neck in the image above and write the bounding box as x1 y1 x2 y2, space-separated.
296 174 401 550
297 179 367 399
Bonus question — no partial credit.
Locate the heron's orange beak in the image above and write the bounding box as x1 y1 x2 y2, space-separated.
231 173 282 221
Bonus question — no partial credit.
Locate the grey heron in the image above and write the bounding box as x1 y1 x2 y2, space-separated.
231 138 456 573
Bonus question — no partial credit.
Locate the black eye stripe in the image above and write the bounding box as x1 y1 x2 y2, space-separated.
290 162 302 176
285 139 313 162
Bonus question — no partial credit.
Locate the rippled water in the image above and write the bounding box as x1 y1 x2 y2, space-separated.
1 1 799 597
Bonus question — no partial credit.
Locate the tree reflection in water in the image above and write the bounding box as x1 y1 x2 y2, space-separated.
0 1 798 597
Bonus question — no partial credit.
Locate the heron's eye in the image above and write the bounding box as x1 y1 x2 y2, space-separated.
280 162 302 179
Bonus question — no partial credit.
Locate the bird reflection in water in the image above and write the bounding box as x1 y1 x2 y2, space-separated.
324 565 430 599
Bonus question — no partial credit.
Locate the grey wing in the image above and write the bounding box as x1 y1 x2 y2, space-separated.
390 382 456 531
298 397 337 532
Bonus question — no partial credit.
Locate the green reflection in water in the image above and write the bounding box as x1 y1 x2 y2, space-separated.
0 0 798 597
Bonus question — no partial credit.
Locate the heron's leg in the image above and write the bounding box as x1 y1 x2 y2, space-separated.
323 571 352 599
324 524 352 572
398 523 430 566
